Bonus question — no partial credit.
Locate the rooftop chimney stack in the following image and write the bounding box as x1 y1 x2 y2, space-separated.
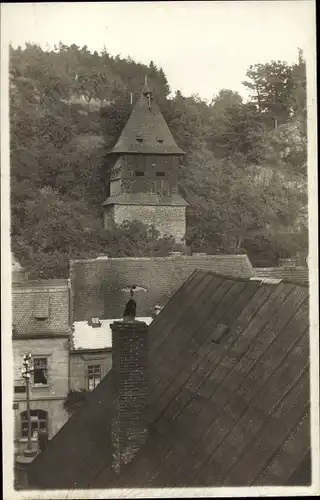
111 319 149 474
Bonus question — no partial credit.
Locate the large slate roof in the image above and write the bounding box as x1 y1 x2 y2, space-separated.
28 271 310 489
108 90 185 155
69 255 254 321
253 266 309 286
12 279 71 337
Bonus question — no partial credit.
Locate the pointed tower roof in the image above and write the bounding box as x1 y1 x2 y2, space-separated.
108 84 185 155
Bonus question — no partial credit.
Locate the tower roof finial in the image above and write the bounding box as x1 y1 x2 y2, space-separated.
142 75 152 109
142 75 151 96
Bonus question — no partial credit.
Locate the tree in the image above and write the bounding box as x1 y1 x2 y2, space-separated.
291 49 307 135
243 61 294 128
10 43 308 274
208 90 265 162
63 389 89 416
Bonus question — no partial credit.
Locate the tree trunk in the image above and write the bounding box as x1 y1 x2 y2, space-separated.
236 236 243 251
256 86 262 113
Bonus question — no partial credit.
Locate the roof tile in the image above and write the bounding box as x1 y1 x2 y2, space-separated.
108 91 185 155
12 281 71 336
253 267 309 285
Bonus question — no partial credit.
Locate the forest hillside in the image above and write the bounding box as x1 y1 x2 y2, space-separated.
10 43 308 278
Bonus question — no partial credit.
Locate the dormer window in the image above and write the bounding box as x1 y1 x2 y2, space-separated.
210 323 229 344
33 293 49 320
88 317 102 328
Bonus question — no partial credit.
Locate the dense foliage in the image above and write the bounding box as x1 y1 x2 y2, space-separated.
10 43 308 277
63 389 89 415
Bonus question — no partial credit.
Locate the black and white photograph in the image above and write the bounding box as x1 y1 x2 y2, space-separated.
1 1 319 497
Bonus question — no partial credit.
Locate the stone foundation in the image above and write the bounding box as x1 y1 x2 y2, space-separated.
104 204 186 243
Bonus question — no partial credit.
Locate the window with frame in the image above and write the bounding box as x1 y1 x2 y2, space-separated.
152 179 166 193
21 409 48 438
33 358 48 385
87 365 101 391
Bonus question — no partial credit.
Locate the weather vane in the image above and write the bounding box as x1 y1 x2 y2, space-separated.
121 285 147 321
144 75 151 110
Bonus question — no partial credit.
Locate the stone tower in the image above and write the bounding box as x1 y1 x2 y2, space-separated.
102 82 188 243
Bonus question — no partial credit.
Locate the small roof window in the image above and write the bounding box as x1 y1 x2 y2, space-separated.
33 293 49 320
156 137 164 143
87 317 102 328
136 133 143 142
211 323 229 344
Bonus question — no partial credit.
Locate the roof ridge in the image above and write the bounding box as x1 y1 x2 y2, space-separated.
69 254 252 264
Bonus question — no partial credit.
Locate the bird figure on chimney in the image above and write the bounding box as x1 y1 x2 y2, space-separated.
121 285 147 321
123 297 137 321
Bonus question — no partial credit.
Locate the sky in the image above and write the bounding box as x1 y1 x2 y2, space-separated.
2 1 316 100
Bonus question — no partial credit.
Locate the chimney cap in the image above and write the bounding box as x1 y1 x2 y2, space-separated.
111 319 149 332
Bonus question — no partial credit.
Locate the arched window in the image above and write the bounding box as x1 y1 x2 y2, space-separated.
21 409 48 438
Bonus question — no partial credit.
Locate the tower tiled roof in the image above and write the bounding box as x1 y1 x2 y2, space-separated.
108 89 185 155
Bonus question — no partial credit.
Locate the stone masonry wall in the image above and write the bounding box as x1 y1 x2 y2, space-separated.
14 398 68 449
113 204 186 243
111 321 149 474
13 337 69 446
103 205 115 230
13 337 69 400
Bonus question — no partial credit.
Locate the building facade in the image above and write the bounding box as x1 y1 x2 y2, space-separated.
102 82 188 243
69 319 113 393
69 317 152 397
12 275 72 454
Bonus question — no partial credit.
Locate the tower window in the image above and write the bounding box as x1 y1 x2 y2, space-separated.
156 172 165 177
135 171 145 177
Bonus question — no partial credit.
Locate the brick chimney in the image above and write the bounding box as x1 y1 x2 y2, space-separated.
111 320 149 474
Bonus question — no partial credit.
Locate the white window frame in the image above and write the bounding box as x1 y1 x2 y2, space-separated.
33 357 49 386
87 364 101 391
20 409 48 438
